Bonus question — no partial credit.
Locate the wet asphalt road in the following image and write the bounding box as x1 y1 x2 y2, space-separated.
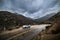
0 24 51 40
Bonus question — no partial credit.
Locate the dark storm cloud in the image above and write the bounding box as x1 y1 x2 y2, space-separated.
0 0 60 19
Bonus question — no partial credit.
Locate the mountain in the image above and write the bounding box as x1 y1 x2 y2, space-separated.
43 12 60 24
35 13 56 23
0 11 37 31
48 12 60 22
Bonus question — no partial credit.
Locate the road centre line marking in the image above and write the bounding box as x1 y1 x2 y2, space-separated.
7 29 32 40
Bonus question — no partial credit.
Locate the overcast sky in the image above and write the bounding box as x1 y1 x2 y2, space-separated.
0 0 60 19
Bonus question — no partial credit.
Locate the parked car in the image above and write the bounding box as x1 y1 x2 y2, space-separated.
22 25 31 29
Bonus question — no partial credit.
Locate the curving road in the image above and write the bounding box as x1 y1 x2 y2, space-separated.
0 24 51 40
